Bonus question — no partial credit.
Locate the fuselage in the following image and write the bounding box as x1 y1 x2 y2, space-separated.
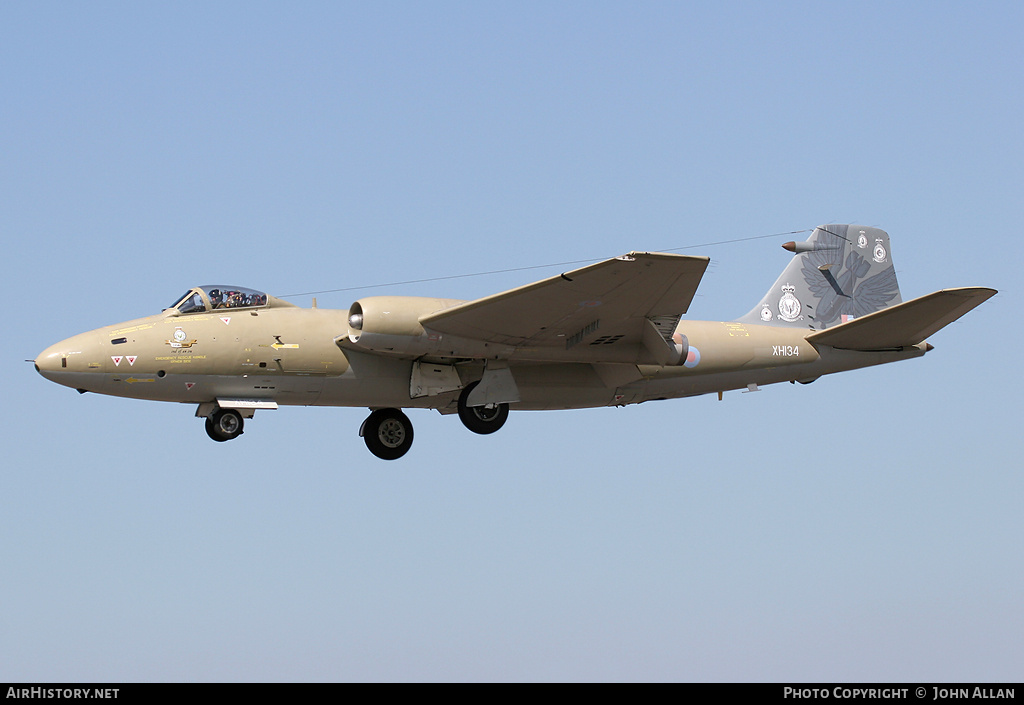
35 298 928 412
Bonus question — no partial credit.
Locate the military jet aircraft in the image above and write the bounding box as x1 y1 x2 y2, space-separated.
35 225 995 460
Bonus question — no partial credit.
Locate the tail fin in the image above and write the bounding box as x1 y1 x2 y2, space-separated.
738 224 902 330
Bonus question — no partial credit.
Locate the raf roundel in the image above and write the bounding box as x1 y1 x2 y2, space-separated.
683 346 701 368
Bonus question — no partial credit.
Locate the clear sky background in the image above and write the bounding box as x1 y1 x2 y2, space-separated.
2 1 1020 682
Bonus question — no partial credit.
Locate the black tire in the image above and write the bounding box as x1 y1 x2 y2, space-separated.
206 408 244 442
362 408 414 460
457 382 509 435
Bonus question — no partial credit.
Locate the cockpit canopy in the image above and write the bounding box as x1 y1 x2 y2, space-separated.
168 286 271 314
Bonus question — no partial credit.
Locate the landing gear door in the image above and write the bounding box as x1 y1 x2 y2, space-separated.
410 361 462 399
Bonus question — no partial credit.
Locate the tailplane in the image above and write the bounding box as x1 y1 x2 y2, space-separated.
806 287 996 350
739 224 902 330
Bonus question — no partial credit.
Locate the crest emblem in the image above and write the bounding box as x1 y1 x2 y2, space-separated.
760 305 773 322
857 231 867 248
166 327 198 348
778 284 802 322
872 238 887 263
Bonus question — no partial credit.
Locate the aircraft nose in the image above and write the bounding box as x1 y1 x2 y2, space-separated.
35 330 103 385
35 341 67 379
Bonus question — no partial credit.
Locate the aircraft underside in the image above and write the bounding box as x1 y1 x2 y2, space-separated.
40 341 929 459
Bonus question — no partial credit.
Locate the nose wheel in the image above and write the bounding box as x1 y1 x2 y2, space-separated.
206 408 244 442
361 408 414 460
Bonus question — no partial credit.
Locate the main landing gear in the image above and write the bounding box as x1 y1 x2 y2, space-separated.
205 408 244 442
361 408 414 460
457 381 509 435
359 382 511 461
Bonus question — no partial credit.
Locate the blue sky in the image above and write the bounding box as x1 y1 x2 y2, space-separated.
3 1 1021 681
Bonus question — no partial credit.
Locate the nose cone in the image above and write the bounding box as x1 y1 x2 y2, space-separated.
35 331 103 388
35 341 67 380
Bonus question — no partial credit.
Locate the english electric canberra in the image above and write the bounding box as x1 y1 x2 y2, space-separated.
35 225 995 459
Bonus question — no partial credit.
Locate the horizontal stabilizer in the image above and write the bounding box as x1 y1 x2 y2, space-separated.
807 287 996 350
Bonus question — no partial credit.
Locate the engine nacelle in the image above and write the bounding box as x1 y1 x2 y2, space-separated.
345 296 465 358
344 297 694 366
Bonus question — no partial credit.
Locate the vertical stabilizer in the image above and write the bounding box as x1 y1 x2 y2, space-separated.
738 224 903 330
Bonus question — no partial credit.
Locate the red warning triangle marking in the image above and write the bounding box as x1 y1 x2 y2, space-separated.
127 356 137 366
112 356 122 366
221 317 231 325
185 382 196 390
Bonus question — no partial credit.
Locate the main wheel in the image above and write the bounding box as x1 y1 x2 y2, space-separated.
362 408 414 460
457 382 509 435
206 408 244 442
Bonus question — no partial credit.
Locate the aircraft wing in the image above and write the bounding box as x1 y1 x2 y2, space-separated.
419 252 710 364
806 287 997 350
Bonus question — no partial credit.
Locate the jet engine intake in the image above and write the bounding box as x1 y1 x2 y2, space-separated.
344 296 465 358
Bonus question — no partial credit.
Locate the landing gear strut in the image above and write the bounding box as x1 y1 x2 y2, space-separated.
206 408 244 442
457 381 509 435
361 408 414 460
